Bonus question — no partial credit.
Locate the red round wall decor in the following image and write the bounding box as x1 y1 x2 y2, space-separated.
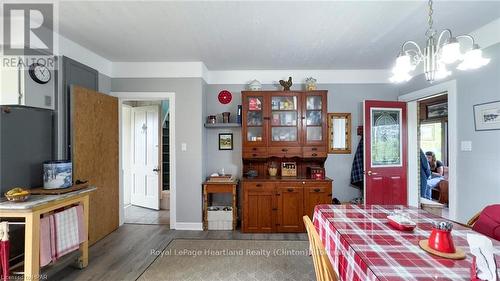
218 90 232 104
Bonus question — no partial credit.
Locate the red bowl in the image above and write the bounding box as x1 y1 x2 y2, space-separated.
428 229 456 253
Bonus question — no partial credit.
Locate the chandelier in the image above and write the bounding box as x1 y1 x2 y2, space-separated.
390 0 490 83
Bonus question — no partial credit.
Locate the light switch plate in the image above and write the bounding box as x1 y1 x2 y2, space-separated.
44 95 52 106
181 143 187 152
461 141 472 151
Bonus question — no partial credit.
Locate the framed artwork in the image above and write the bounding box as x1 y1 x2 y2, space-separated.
327 113 351 154
427 102 448 119
474 100 500 131
219 133 233 150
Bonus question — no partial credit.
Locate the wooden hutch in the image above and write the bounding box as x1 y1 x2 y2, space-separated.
241 90 333 233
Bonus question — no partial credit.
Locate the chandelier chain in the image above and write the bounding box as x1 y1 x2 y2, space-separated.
426 0 435 38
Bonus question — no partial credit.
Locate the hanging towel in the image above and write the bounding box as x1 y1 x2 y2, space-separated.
0 222 10 281
50 206 81 260
350 137 364 189
39 216 52 267
75 205 86 243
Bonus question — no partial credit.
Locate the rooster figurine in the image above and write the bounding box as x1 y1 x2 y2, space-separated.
279 77 293 91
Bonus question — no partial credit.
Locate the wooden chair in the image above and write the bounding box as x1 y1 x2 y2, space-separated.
303 216 338 281
467 212 481 227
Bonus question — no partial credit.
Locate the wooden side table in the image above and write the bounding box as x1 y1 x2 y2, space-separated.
202 181 238 230
0 188 95 281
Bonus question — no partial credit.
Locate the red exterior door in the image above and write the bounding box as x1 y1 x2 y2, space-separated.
364 100 407 205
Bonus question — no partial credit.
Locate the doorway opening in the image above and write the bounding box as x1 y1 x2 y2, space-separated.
121 100 171 225
417 93 450 218
399 80 457 220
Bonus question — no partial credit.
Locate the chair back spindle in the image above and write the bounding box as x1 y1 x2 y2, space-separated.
303 216 338 281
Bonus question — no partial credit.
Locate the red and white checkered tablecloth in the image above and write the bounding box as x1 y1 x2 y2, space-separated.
313 204 500 281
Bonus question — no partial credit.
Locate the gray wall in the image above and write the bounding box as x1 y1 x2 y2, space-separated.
98 73 111 94
204 83 400 202
112 77 204 224
398 43 500 223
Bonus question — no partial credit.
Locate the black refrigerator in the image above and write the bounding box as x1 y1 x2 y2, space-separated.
0 105 54 267
0 105 54 194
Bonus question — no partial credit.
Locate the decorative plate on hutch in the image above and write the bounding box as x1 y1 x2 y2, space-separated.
218 90 232 104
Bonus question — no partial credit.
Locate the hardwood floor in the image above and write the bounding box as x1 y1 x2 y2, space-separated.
124 205 170 225
52 224 307 281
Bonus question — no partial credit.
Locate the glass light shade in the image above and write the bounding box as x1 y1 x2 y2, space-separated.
434 62 452 80
457 48 490 70
394 54 415 73
440 40 461 64
389 71 412 83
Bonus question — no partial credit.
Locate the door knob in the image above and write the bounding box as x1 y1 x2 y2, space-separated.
153 167 160 172
367 171 378 176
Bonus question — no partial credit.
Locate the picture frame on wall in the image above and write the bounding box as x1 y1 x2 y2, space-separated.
473 100 500 131
219 133 233 150
426 102 448 119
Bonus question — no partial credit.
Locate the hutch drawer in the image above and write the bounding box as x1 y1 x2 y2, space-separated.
268 147 302 158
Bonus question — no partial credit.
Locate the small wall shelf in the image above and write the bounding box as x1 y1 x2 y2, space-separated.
204 123 242 129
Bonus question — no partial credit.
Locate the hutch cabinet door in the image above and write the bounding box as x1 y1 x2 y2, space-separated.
303 182 332 218
242 182 275 232
302 91 327 147
242 93 268 148
276 183 304 232
268 92 302 147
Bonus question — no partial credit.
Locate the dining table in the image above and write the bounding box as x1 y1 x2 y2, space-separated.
313 204 500 281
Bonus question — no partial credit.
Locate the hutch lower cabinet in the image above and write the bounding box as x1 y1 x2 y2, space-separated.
242 178 332 233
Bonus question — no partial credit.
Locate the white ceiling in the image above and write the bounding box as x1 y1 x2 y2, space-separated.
58 1 500 70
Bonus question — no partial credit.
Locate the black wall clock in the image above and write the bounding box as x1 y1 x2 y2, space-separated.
28 63 51 84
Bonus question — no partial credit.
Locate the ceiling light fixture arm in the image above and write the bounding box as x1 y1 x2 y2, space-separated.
456 34 476 49
401 40 423 64
435 29 453 54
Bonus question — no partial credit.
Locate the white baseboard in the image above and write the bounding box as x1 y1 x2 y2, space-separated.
173 222 203 231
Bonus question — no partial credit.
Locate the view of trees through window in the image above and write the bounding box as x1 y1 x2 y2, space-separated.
420 122 443 162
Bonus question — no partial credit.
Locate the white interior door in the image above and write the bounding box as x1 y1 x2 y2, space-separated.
131 105 161 210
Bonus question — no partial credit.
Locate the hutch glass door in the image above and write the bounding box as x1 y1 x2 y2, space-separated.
269 93 301 146
244 95 266 146
303 92 326 145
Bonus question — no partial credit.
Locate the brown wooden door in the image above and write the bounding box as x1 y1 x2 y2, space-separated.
71 85 119 244
242 92 268 148
276 183 304 232
268 92 302 147
303 182 332 218
242 182 275 232
302 91 327 147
